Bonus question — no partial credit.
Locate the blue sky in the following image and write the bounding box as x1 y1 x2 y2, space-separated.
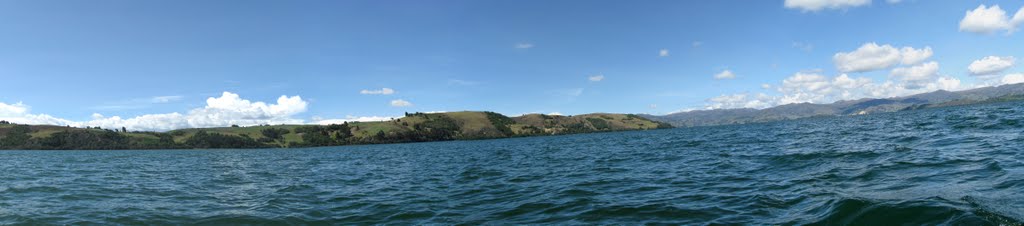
1 0 1022 131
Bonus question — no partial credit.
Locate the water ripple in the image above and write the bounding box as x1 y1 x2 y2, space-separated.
2 102 1024 224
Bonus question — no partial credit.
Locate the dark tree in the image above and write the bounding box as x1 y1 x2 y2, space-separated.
484 111 516 137
185 130 267 149
0 125 32 148
260 128 291 141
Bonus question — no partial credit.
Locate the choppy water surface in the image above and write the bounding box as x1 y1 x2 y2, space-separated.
3 102 1024 225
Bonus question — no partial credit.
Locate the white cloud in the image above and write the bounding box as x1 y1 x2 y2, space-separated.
833 43 933 73
935 77 963 91
692 41 703 47
1003 73 1024 85
0 92 310 131
390 99 413 107
890 61 939 84
649 104 657 109
360 88 395 95
784 0 871 12
659 49 669 57
968 56 1016 76
831 74 873 89
548 112 563 116
588 74 605 82
780 72 831 93
714 70 736 79
0 102 29 117
761 84 772 89
833 43 901 73
1015 7 1024 28
515 43 534 49
959 5 1024 34
900 46 933 65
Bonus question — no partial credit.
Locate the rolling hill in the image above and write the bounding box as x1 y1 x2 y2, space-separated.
0 111 672 150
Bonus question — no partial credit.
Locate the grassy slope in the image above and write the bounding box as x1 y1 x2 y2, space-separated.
0 124 100 139
157 111 654 144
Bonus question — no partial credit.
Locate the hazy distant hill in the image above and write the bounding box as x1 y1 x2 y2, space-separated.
643 83 1024 127
0 111 672 150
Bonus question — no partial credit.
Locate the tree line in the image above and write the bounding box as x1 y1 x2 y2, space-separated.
0 113 673 150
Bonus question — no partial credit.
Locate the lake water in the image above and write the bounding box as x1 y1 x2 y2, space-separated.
2 102 1024 225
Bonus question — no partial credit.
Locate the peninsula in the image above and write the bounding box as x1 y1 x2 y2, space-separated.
0 111 672 150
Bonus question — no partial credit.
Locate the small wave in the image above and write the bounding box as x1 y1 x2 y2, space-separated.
981 118 1023 130
577 204 726 223
801 197 1013 225
275 184 315 193
3 185 61 194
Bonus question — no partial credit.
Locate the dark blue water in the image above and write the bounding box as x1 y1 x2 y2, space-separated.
2 102 1024 225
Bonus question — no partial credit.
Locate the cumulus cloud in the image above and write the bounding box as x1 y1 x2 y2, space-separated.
515 43 534 49
1002 73 1024 85
0 102 30 117
834 43 899 73
890 61 940 87
588 74 605 82
900 46 933 65
360 88 395 95
659 49 669 57
0 92 310 131
959 5 1024 34
968 56 1016 76
833 43 933 73
714 70 736 79
784 0 871 12
779 72 833 95
390 99 413 107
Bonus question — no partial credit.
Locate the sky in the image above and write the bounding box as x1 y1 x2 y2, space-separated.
1 0 1023 131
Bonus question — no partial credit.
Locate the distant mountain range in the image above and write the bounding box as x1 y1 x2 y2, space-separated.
642 83 1024 127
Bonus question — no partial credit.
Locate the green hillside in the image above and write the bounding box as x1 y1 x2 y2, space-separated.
0 112 672 150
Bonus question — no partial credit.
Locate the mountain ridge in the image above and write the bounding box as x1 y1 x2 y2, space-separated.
643 83 1024 127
